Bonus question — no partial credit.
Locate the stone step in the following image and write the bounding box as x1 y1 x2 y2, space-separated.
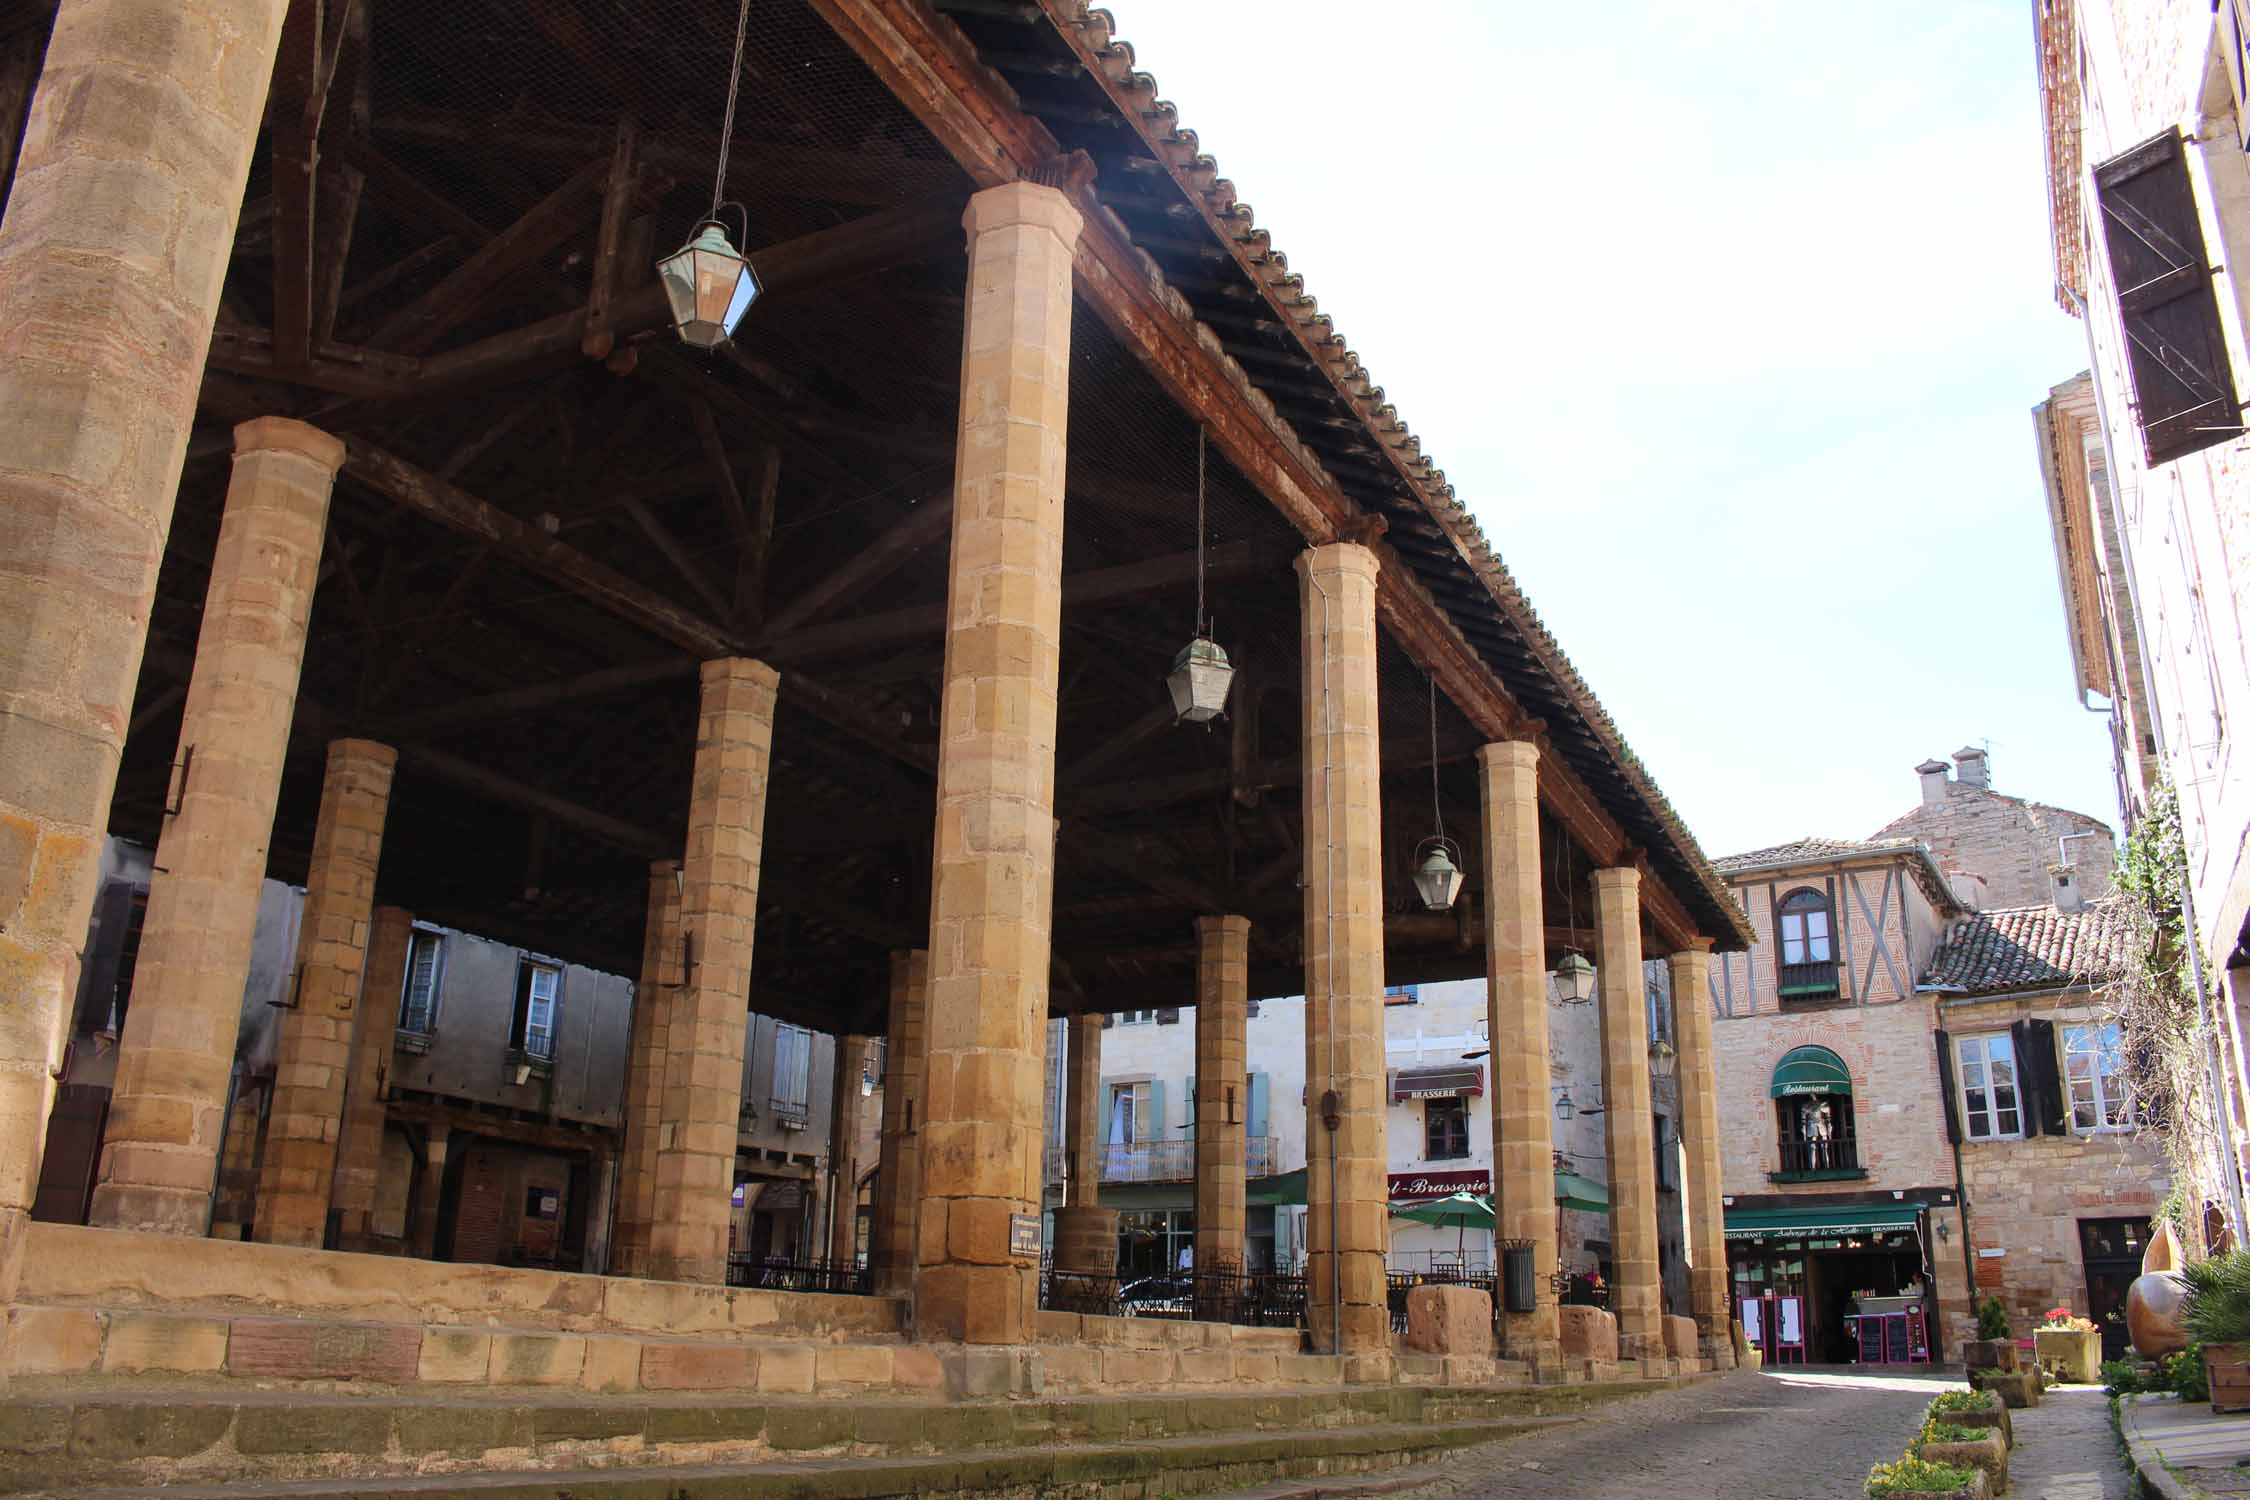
0 1379 1678 1494
40 1413 1588 1500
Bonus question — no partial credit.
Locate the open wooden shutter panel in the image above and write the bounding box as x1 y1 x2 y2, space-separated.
2092 129 2244 465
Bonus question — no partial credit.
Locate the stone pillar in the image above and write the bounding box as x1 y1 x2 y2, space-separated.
1594 866 1660 1359
913 179 1081 1347
613 859 681 1278
89 417 344 1235
1478 742 1560 1368
410 1122 450 1259
1050 1011 1115 1276
253 738 396 1248
1193 915 1251 1273
1668 940 1732 1367
0 0 287 1299
332 905 410 1250
828 1032 874 1265
870 949 928 1295
647 658 777 1284
1297 541 1389 1362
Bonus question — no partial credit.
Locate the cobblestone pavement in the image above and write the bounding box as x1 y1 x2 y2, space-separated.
1343 1367 1964 1500
2007 1385 2131 1500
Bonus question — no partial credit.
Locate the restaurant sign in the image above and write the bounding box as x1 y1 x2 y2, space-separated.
1388 1169 1489 1203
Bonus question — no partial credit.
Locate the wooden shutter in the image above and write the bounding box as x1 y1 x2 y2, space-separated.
1934 1030 1963 1146
2092 130 2244 464
1146 1079 1166 1141
1247 1071 1269 1141
2024 1018 2067 1137
2224 1 2250 151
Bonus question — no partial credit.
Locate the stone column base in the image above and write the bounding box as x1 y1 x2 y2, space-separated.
1506 1338 1565 1382
1051 1206 1119 1274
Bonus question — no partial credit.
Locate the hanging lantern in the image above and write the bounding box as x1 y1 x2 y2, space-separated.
657 221 760 349
1552 948 1597 1005
1553 1087 1576 1123
1412 836 1465 912
1167 637 1234 724
1647 1038 1678 1081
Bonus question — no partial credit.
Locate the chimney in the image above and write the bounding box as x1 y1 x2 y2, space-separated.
1947 871 1987 912
2049 863 2085 914
1953 745 1989 790
1916 759 1951 806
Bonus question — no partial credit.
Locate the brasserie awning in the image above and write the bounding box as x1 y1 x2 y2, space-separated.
1391 1064 1484 1102
1769 1045 1853 1098
1723 1202 1923 1242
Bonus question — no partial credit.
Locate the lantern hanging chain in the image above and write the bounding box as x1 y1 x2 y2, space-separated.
708 0 754 223
1194 425 1208 638
1428 675 1445 847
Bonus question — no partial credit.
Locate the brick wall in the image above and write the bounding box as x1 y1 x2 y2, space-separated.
1873 775 2115 910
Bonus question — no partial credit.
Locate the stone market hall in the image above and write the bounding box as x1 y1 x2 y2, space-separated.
0 0 1751 1484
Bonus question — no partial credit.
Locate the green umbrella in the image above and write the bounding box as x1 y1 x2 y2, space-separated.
1389 1190 1495 1261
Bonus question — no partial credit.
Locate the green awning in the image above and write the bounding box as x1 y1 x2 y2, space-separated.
1250 1168 1307 1206
1770 1045 1853 1098
1555 1172 1608 1214
1724 1202 1923 1241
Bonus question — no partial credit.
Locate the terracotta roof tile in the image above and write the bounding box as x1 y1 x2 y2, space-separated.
1921 901 2139 996
1712 837 1921 872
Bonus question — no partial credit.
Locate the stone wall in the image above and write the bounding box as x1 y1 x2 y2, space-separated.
1873 767 2115 910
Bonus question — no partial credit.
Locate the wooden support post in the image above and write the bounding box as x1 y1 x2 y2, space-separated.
581 115 639 359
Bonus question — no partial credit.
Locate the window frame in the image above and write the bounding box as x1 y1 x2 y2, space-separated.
1773 885 1839 999
510 958 562 1062
1772 1089 1861 1177
1956 1032 2024 1141
1422 1097 1470 1161
2063 1021 2133 1133
396 926 446 1041
770 1022 813 1126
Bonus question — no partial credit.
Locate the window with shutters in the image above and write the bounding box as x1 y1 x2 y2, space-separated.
1957 1033 2023 1140
396 928 444 1042
770 1023 812 1129
2092 130 2244 465
1775 887 1838 1000
1424 1098 1469 1160
509 960 560 1062
2064 1022 2132 1131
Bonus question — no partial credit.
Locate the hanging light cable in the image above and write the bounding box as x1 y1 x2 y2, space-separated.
1411 676 1464 911
1167 426 1235 724
656 0 763 349
1552 819 1597 1004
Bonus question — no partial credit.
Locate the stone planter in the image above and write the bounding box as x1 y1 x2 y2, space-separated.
2034 1326 2100 1385
2207 1342 2250 1414
1868 1467 1988 1500
1921 1432 2007 1492
1942 1397 2014 1450
1963 1338 2018 1373
1967 1367 2040 1409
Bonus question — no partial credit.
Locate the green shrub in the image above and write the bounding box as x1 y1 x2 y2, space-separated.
1914 1421 1987 1452
2101 1358 2148 1395
1975 1297 2011 1342
2182 1253 2250 1348
2164 1342 2209 1402
1867 1457 1979 1497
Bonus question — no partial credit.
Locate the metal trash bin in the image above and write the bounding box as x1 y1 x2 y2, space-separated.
1501 1238 1537 1314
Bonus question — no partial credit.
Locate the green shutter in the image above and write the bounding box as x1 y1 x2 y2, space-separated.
1275 1206 1295 1267
1147 1079 1166 1141
1248 1072 1269 1141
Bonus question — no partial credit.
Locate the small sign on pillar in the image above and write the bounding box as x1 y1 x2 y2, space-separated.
1009 1213 1042 1260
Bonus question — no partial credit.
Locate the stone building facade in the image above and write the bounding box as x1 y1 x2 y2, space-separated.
1873 748 2116 911
2034 0 2250 1237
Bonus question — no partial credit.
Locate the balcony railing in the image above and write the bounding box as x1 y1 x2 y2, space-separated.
1777 960 1840 1000
1775 1136 1860 1176
1045 1135 1281 1185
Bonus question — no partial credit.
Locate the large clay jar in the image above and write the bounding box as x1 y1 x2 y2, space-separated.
2128 1221 2192 1358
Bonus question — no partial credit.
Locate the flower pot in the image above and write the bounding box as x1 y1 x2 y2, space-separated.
2034 1326 2100 1385
2207 1342 2250 1414
1963 1338 2018 1372
1921 1433 2008 1493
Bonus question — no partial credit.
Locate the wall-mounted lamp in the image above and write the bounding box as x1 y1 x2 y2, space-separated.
1934 1218 1950 1244
512 1062 533 1086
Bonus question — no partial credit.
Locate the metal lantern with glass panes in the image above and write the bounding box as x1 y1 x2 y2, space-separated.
658 222 760 349
1647 1038 1678 1081
1552 948 1597 1005
1412 836 1465 912
1553 1087 1576 1123
659 0 760 350
1167 637 1233 723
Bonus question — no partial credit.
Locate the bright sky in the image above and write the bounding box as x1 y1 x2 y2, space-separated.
1105 1 2118 857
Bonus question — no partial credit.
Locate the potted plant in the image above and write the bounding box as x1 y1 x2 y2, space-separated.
2034 1306 2101 1384
1864 1457 1986 1500
1963 1297 2017 1373
2183 1252 2250 1413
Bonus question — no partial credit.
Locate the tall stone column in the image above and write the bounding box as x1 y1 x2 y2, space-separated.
1478 742 1559 1367
1050 1010 1116 1276
613 859 681 1278
1668 940 1732 1367
332 905 410 1250
1193 915 1251 1273
869 949 928 1295
647 658 777 1284
828 1032 874 1264
409 1122 450 1260
89 417 344 1234
254 738 395 1247
914 178 1081 1347
1297 541 1389 1362
0 0 287 1298
1594 866 1660 1359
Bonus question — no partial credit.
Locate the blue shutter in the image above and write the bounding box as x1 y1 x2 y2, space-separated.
1147 1079 1166 1141
1248 1072 1269 1142
1097 1081 1113 1147
1275 1206 1295 1267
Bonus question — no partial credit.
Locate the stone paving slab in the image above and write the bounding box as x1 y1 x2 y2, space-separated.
2122 1392 2250 1498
